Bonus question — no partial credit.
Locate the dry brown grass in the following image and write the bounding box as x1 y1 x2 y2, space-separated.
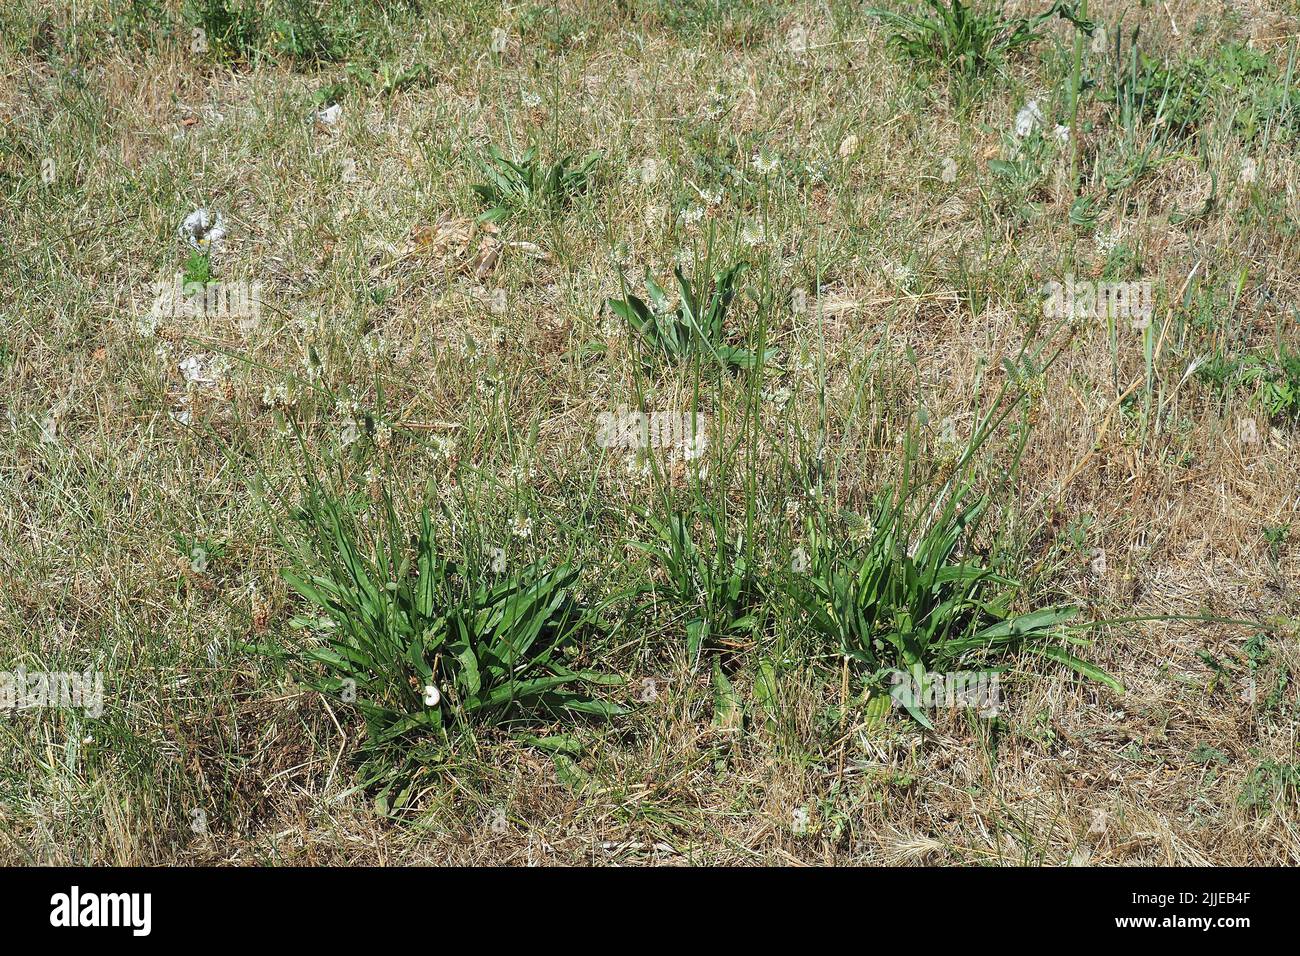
0 0 1296 865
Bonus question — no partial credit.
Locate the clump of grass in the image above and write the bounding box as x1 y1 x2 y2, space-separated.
777 355 1120 725
471 143 599 222
1240 761 1300 812
518 3 593 51
867 0 1090 83
988 123 1066 218
1100 39 1298 144
185 0 264 62
644 0 778 41
1197 344 1300 423
110 0 172 48
269 0 336 61
608 262 773 371
185 0 342 64
264 480 624 786
633 506 763 667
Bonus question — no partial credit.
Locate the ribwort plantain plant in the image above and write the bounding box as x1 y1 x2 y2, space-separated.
608 261 774 372
867 0 1092 83
778 348 1120 725
268 482 624 776
471 143 599 222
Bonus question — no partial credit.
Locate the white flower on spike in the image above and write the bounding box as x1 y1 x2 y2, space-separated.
752 150 779 175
